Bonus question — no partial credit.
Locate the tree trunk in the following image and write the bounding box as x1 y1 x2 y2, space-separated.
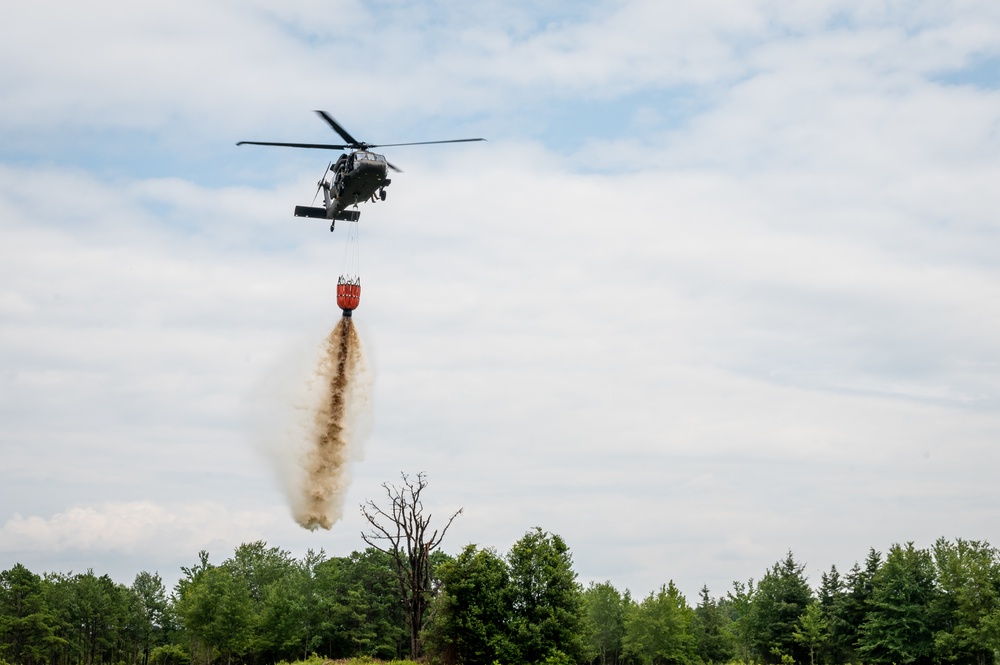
361 472 463 660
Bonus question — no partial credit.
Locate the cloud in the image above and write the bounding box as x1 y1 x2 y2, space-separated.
0 501 271 557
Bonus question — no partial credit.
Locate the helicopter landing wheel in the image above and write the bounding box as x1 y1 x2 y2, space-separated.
379 189 387 201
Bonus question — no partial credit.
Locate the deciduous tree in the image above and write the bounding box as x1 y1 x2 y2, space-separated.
583 581 626 665
726 579 757 665
361 472 462 658
423 545 515 665
175 554 253 665
623 581 695 665
131 572 168 665
791 603 827 665
931 538 1000 665
507 528 586 665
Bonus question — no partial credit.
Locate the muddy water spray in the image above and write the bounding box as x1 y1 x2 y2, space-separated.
294 316 366 530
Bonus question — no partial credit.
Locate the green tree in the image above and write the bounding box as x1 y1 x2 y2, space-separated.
725 579 756 665
791 603 827 665
507 528 586 664
931 538 1000 665
130 572 168 665
752 552 813 664
256 563 309 660
224 541 296 661
583 582 626 665
264 548 328 660
225 542 294 606
622 582 695 665
73 570 129 665
691 586 732 665
40 571 82 665
148 644 190 665
174 551 212 665
835 549 883 663
175 554 253 665
315 548 407 659
0 563 58 665
817 565 852 665
858 542 937 664
423 545 516 665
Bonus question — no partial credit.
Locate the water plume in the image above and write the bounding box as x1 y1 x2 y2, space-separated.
250 316 371 531
296 316 367 529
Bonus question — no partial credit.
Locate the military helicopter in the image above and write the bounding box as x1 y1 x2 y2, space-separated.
237 111 485 231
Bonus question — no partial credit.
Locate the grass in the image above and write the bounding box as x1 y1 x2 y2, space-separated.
276 656 421 665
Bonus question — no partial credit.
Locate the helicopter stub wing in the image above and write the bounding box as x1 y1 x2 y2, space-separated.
294 206 360 222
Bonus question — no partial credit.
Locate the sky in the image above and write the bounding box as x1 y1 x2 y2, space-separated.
2 0 1000 602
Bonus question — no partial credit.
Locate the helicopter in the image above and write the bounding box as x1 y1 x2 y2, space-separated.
237 111 485 231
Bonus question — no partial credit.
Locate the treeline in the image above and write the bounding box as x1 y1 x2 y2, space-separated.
3 533 1000 665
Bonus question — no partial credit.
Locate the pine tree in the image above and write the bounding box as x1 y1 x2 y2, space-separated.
858 543 937 664
691 586 733 665
752 552 813 664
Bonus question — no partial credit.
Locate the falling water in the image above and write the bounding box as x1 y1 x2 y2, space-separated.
294 316 368 530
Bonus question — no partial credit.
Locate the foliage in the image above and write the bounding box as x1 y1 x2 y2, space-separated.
539 649 576 665
0 564 57 665
839 548 883 662
316 549 407 659
9 535 1000 665
751 552 813 664
790 603 826 665
583 582 626 665
424 529 587 665
690 586 733 665
148 644 189 665
177 561 254 663
816 565 851 665
423 545 515 665
725 579 756 665
622 582 695 665
131 571 170 665
507 528 587 665
858 542 938 664
930 538 1000 665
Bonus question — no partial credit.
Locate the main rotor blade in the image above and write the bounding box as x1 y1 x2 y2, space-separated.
369 138 487 148
314 110 362 146
236 141 349 150
386 160 403 173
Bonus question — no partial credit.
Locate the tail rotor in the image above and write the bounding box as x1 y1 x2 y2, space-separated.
312 161 333 205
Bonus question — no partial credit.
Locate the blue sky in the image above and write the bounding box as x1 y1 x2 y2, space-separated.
3 0 1000 601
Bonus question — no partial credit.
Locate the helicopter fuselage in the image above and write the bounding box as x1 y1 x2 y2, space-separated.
328 150 390 213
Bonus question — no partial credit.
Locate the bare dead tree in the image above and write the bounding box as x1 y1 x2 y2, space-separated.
361 472 463 658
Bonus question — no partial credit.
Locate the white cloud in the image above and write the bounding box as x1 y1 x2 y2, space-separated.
0 501 271 556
